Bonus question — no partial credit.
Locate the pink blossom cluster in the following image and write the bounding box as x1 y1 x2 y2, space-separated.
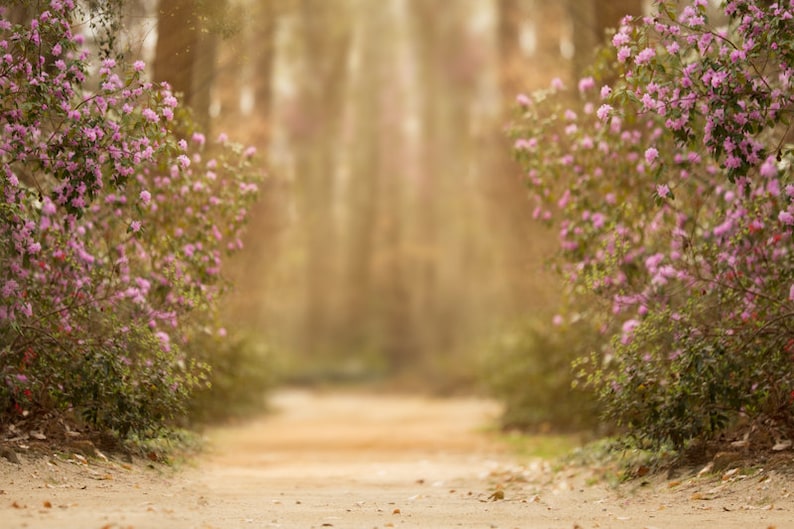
510 0 794 413
0 3 262 415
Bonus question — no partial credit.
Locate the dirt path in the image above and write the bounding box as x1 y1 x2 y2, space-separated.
2 388 794 528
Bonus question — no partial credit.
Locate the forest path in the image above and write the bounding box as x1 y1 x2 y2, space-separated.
2 388 794 528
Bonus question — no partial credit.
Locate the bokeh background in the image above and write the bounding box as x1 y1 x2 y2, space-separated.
106 0 649 391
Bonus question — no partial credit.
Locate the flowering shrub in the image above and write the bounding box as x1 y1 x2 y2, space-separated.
511 0 794 448
0 2 261 437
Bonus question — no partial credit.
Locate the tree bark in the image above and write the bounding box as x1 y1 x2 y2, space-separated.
153 0 219 128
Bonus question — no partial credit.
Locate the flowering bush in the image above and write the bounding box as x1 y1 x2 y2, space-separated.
511 0 794 448
0 2 261 437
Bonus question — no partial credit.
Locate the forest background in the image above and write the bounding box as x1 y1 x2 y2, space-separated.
8 0 792 460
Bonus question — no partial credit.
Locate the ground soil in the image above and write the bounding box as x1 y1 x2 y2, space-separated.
1 388 794 529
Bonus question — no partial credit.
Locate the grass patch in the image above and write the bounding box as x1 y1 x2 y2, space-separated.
500 430 585 460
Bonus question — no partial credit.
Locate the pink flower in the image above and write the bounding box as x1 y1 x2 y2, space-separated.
142 108 158 122
600 85 612 99
760 156 777 178
516 93 531 107
778 210 794 225
645 147 659 164
133 60 145 72
578 76 595 93
596 104 613 121
155 331 171 352
789 284 794 302
634 47 656 65
139 190 151 205
2 279 19 298
612 31 630 47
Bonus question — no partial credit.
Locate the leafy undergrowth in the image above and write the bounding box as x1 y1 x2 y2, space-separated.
560 425 794 489
0 409 203 468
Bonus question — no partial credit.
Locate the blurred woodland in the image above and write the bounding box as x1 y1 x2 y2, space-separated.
112 0 647 387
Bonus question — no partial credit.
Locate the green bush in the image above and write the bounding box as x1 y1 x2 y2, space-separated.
186 331 276 424
509 1 794 449
485 317 602 432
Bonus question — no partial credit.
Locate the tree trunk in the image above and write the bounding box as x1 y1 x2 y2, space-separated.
567 0 643 79
291 0 352 361
153 0 218 128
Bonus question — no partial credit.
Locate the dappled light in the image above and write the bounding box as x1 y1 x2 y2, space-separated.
2 1 794 527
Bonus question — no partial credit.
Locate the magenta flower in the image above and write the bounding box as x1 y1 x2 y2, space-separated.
634 47 656 65
596 104 613 121
645 147 659 165
760 156 777 178
578 76 595 93
141 108 158 122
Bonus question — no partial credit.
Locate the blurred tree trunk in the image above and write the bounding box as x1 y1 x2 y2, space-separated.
219 0 282 330
338 1 384 360
153 0 219 129
292 0 352 361
567 0 643 78
492 0 560 315
405 0 478 375
252 1 276 142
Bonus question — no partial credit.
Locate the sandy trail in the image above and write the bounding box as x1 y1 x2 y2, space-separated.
2 388 793 528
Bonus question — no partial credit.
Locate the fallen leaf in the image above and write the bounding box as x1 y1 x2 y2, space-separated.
30 431 46 440
488 490 505 501
43 501 52 508
392 508 401 514
11 501 25 509
697 462 714 477
667 480 681 488
722 468 739 481
772 440 791 451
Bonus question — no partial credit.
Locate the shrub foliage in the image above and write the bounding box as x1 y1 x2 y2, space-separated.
0 2 262 438
511 0 794 448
